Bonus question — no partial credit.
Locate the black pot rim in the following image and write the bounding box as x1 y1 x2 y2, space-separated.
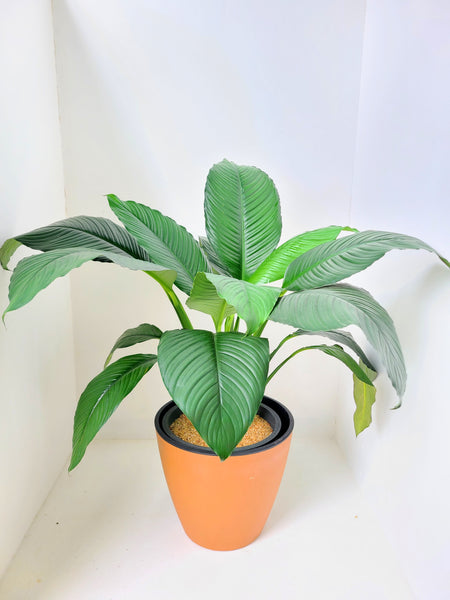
154 395 294 457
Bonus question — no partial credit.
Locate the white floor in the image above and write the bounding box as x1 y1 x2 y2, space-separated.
0 438 414 600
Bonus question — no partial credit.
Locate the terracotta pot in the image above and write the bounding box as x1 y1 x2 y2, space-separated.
155 396 294 551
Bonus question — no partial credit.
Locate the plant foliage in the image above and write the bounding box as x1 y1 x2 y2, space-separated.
1 159 447 467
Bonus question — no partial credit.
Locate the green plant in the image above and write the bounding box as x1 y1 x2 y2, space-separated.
1 160 448 468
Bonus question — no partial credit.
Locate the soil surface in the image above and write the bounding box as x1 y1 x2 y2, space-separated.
170 414 273 447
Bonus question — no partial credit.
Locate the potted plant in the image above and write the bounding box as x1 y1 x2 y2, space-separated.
1 159 448 550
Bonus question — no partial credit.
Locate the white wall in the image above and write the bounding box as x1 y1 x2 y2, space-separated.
337 2 450 598
0 0 77 578
52 0 366 438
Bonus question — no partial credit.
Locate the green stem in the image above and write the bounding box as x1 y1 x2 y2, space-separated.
233 316 240 332
269 333 296 360
253 320 268 337
267 346 311 384
224 315 235 332
146 272 193 329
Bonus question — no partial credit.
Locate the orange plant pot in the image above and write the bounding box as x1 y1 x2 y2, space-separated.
155 397 294 551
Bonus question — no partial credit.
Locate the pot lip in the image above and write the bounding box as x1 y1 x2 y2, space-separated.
154 395 294 457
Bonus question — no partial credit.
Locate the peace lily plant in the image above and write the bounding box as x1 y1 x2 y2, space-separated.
1 160 448 469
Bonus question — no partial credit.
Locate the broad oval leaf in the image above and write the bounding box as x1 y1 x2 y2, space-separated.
4 248 176 316
203 273 282 334
1 216 151 270
249 226 356 284
186 273 235 330
69 354 157 470
269 284 406 398
204 160 281 280
284 230 446 290
353 361 378 436
105 323 163 367
158 330 269 459
108 195 208 295
290 328 376 371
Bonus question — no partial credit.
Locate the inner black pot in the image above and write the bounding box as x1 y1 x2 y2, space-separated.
155 395 294 457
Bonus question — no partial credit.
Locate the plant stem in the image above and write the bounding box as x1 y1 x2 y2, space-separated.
233 316 240 332
269 333 296 360
253 320 268 337
146 272 193 329
267 346 310 384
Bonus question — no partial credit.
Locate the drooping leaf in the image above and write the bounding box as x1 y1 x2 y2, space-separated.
105 323 163 367
284 230 447 290
69 354 157 470
249 226 356 284
204 159 282 280
198 236 230 275
202 273 282 334
108 195 208 295
353 361 378 436
186 273 235 330
267 343 375 386
4 248 176 316
1 216 150 271
308 344 375 386
158 330 269 459
0 238 21 270
290 328 376 371
269 284 406 398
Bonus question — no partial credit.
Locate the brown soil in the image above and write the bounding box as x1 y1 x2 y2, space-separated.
170 414 273 448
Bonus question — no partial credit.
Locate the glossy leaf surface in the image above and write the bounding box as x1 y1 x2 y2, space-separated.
249 226 355 284
158 330 269 459
203 273 281 334
204 160 281 280
353 361 378 436
284 230 444 290
270 284 406 398
105 323 163 367
108 195 207 294
4 248 175 316
70 354 157 470
0 216 150 270
186 273 235 330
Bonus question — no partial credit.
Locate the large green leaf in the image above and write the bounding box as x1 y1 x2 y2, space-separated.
0 216 150 269
108 195 208 295
202 273 282 334
4 248 176 316
353 361 378 436
204 160 281 280
269 284 406 398
289 328 376 371
70 354 157 470
158 330 269 459
284 230 447 290
198 236 230 275
249 226 356 284
105 323 163 367
186 273 235 330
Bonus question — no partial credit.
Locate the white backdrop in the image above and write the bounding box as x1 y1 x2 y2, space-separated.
337 2 450 597
0 0 77 578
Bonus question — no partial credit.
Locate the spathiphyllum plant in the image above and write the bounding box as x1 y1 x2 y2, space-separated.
1 160 448 469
